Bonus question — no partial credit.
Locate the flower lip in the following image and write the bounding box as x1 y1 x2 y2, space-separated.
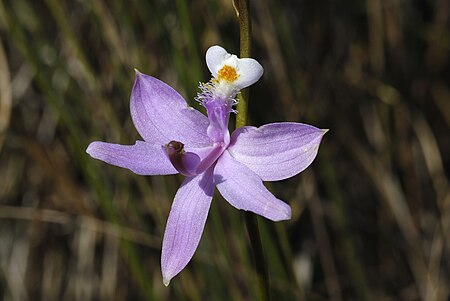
206 45 264 90
217 65 239 82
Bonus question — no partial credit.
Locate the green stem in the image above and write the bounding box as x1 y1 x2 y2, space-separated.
235 0 251 127
234 1 270 300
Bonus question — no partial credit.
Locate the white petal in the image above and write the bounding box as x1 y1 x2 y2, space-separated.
234 58 264 90
206 45 232 77
205 45 264 89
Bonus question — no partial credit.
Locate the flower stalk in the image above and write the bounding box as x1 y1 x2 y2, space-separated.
234 1 270 300
235 0 251 128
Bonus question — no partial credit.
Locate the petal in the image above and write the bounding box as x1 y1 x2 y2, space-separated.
131 71 211 147
206 45 231 76
86 141 177 175
233 58 264 90
161 167 215 286
214 151 291 221
205 45 263 90
228 123 326 181
203 100 231 144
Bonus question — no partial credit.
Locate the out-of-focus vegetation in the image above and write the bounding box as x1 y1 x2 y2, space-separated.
0 0 449 300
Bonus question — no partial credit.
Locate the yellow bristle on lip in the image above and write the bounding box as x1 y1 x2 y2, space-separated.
217 65 239 82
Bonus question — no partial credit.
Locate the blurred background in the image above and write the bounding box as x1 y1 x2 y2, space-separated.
0 0 449 300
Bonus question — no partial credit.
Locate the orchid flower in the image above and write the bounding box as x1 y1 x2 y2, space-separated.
86 45 326 286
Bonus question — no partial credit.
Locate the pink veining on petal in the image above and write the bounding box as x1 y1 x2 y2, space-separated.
214 151 292 221
228 122 326 181
131 71 211 147
161 166 215 286
87 140 177 175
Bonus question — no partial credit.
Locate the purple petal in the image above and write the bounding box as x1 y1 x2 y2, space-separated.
228 123 326 181
161 167 215 286
203 99 231 144
86 141 177 175
214 151 291 221
131 71 211 147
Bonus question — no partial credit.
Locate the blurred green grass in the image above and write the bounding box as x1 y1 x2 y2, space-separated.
0 0 449 300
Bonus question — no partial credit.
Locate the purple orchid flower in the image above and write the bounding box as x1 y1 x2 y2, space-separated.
86 45 326 286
